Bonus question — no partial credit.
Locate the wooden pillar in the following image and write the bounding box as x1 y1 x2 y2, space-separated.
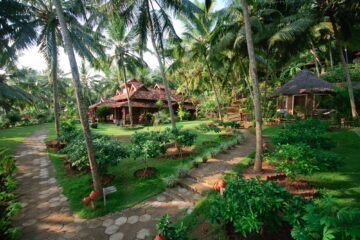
122 107 126 125
287 95 293 114
307 94 314 116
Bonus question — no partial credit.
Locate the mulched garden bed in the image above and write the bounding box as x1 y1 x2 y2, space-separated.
155 147 193 160
46 140 66 150
134 167 157 178
242 162 317 199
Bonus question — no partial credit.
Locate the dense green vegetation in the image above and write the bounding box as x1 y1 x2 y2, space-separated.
47 121 241 218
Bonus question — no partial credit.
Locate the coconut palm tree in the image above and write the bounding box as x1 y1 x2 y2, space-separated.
178 0 223 120
0 0 36 67
52 0 102 194
103 0 200 130
24 0 105 139
240 0 263 172
106 16 147 126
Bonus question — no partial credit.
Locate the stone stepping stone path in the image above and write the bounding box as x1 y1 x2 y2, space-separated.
13 129 254 239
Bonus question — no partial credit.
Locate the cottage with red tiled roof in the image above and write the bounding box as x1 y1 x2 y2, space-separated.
88 79 195 124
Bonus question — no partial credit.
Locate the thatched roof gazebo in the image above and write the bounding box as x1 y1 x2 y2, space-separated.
272 69 334 116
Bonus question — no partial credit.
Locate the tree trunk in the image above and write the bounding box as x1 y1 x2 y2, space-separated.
329 45 333 69
51 29 60 140
147 2 176 129
205 59 222 120
330 16 358 118
121 65 133 126
52 0 102 194
241 0 263 173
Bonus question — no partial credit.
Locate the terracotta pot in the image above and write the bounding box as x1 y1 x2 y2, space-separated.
89 190 99 200
217 179 226 189
262 143 268 150
82 196 91 205
213 182 219 190
154 234 166 240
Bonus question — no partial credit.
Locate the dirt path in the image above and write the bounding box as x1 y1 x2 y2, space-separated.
13 129 255 240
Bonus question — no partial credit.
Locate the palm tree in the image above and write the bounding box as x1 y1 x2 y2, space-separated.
106 16 147 126
105 0 200 130
178 1 223 120
241 0 263 172
0 0 36 67
26 0 105 139
52 0 102 194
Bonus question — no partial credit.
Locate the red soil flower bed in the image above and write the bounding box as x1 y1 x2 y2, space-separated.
134 167 157 178
46 140 66 150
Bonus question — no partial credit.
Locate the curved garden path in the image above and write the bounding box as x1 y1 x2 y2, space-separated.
13 128 255 240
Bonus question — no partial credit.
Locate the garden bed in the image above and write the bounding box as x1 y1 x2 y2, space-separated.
134 167 157 178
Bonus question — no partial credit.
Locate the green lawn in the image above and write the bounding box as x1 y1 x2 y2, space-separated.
0 123 50 154
256 124 360 207
302 128 360 207
47 120 240 218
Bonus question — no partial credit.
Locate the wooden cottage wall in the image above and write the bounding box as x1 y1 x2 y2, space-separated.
287 95 293 113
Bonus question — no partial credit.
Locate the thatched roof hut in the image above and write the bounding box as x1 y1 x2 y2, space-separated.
272 70 334 97
272 70 334 116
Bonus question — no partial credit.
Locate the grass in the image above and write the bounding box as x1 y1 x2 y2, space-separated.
255 124 360 207
46 120 240 218
0 123 50 154
302 128 360 207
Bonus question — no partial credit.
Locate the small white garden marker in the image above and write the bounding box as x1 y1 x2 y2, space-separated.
103 186 117 206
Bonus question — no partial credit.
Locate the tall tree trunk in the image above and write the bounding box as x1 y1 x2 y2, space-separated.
52 0 102 193
241 0 263 173
330 16 358 118
146 2 176 129
329 44 334 69
121 64 133 126
51 29 60 139
205 59 222 120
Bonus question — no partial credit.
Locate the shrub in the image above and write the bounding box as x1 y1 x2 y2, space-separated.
130 131 169 169
267 144 320 179
59 119 80 143
61 134 128 174
5 111 21 127
163 175 178 188
291 196 360 240
214 120 241 130
273 119 336 150
0 148 21 240
267 144 343 179
153 110 170 125
178 104 190 121
209 178 307 237
197 123 221 133
156 214 188 240
95 106 112 122
165 128 197 153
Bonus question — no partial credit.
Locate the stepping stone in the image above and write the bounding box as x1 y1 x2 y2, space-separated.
49 197 60 203
178 188 187 193
136 228 150 239
115 216 127 226
103 219 114 227
104 225 119 235
50 202 61 208
127 215 139 224
156 195 166 202
150 201 161 207
87 220 102 229
139 214 151 222
63 232 76 239
37 202 49 209
109 232 124 240
21 202 28 208
22 219 37 227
